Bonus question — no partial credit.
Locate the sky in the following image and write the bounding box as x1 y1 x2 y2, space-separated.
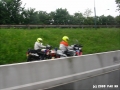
21 0 119 17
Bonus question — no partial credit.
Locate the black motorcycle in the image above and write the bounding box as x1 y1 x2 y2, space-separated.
26 49 45 62
26 45 52 62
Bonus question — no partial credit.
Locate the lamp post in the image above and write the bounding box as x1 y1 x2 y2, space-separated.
94 0 97 29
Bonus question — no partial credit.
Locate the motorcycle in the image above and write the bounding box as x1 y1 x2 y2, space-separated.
41 44 52 60
26 41 83 61
73 44 83 56
26 49 45 62
56 42 83 58
49 48 61 59
26 45 52 62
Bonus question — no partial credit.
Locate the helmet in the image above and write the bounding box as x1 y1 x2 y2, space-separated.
62 36 69 42
37 38 43 43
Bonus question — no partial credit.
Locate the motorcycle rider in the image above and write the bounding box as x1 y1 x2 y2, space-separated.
59 36 75 56
34 38 46 50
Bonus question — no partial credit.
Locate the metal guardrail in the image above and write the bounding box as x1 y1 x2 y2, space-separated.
0 25 120 28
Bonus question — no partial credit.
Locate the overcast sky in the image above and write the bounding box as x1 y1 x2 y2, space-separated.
22 0 119 17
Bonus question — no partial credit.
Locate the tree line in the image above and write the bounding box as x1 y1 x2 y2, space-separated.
0 0 120 25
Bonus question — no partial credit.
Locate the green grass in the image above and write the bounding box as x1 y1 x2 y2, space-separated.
0 28 120 65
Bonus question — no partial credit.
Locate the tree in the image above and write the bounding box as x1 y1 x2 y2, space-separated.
106 15 116 25
0 0 6 24
22 8 39 24
98 15 106 25
115 16 120 25
115 0 120 11
73 12 84 24
38 11 50 24
84 8 93 18
49 11 56 24
54 8 70 25
0 0 24 24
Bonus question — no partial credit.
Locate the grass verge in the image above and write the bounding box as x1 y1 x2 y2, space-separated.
0 28 120 65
